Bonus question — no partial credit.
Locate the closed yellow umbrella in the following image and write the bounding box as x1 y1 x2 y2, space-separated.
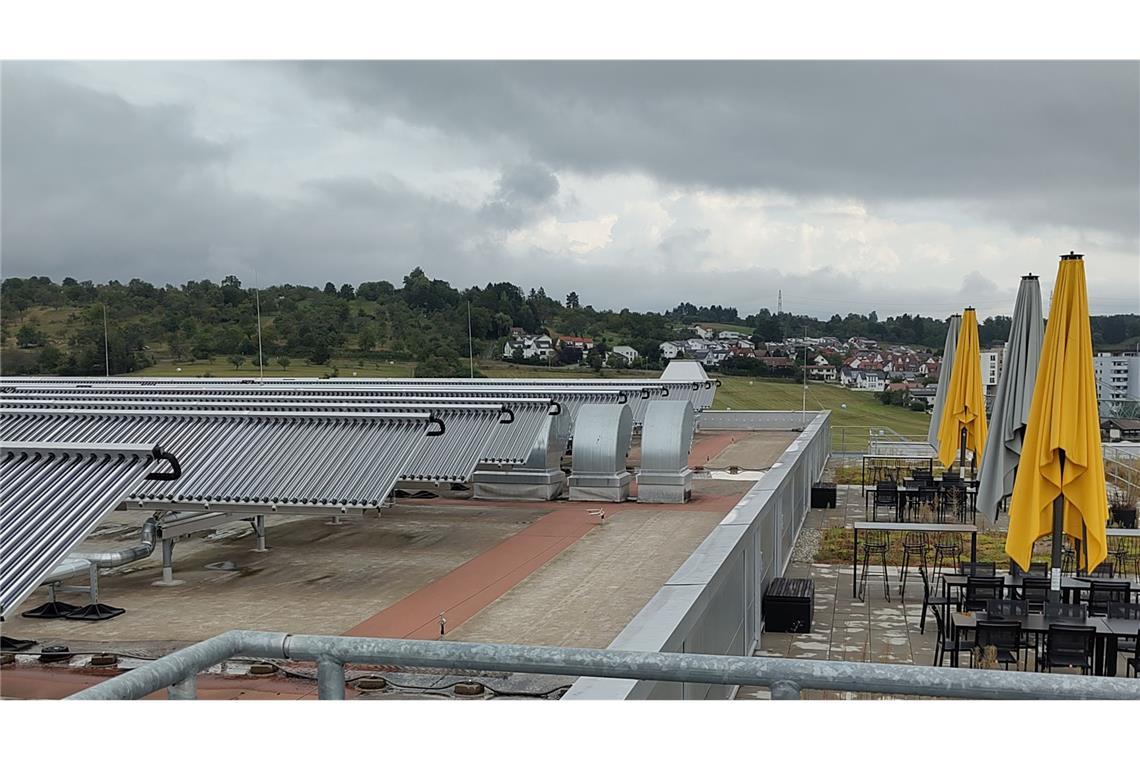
1006 254 1108 574
936 307 987 470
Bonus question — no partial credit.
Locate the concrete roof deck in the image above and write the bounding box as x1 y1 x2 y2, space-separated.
1 428 800 699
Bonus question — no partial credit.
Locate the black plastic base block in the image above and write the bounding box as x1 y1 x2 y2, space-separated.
21 601 80 619
1 635 39 652
64 603 126 621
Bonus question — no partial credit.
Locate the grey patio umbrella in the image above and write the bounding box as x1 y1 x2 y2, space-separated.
927 314 961 451
975 275 1044 527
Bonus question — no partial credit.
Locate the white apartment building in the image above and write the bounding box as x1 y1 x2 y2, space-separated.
979 346 1005 399
1094 352 1140 402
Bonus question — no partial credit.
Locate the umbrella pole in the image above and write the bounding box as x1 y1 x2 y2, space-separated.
1049 451 1066 603
959 427 966 474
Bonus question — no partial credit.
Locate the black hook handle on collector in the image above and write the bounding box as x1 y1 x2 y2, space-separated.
146 446 182 481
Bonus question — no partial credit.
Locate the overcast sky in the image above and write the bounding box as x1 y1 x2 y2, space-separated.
2 60 1137 318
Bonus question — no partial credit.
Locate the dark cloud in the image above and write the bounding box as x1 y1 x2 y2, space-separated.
299 61 1140 237
479 162 561 229
1 61 1137 320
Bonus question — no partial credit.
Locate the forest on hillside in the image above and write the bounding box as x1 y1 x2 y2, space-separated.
2 270 1138 376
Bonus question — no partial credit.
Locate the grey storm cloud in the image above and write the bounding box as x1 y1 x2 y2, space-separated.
479 162 561 229
1 60 1138 318
299 60 1140 238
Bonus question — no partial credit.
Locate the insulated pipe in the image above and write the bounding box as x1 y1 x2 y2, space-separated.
70 516 158 568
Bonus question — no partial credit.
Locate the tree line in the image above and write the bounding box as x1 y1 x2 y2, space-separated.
2 271 1137 376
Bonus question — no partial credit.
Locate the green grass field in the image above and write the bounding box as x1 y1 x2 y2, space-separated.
713 377 929 448
131 358 420 378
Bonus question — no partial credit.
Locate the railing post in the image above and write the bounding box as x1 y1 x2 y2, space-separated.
770 680 802 700
168 674 197 700
317 656 346 700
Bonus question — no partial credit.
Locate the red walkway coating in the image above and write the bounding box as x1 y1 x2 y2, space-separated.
343 431 745 639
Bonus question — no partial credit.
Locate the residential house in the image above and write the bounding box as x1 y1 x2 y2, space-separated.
610 345 640 364
1102 418 1140 442
692 324 716 339
503 333 555 360
660 341 685 360
807 364 837 382
559 335 595 352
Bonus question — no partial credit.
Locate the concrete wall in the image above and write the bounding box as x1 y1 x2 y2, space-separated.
564 410 831 699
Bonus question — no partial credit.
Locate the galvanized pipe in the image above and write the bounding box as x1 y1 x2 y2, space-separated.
69 630 1140 700
68 630 286 700
168 675 197 700
316 656 346 700
770 680 802 700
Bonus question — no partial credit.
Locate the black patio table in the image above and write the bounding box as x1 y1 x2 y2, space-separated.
951 611 1120 675
850 521 978 598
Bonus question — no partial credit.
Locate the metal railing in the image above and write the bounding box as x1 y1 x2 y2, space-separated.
67 630 1140 700
831 425 928 454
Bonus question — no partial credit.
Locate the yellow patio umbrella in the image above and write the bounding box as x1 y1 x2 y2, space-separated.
1006 254 1108 574
936 307 987 471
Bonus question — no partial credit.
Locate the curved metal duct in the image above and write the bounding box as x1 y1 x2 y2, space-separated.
636 401 696 504
567 404 634 502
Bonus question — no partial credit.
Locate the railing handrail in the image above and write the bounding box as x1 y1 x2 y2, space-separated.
66 629 1140 701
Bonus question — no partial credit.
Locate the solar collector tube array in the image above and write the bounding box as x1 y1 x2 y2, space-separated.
2 381 630 432
1 378 694 422
1 395 556 470
0 409 433 507
1 442 164 619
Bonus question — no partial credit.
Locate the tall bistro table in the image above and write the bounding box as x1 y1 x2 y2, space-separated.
851 521 978 598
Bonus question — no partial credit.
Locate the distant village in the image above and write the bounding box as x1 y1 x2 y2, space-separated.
502 323 1013 412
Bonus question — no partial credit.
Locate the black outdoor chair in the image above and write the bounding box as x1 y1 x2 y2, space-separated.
859 530 891 602
931 533 963 583
1017 577 1051 614
915 486 939 522
1089 562 1115 578
973 620 1022 670
930 603 967 668
1009 559 1049 577
963 576 1004 612
1107 602 1140 662
1061 545 1076 575
898 532 927 600
918 561 951 635
872 482 899 520
1107 536 1136 579
937 482 968 522
1087 580 1131 616
986 598 1028 619
1041 624 1096 674
959 561 997 577
1043 601 1088 622
1129 656 1139 678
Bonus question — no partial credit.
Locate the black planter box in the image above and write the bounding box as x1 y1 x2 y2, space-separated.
763 577 814 633
811 482 837 509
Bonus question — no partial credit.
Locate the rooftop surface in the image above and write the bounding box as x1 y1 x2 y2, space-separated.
1 429 799 699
